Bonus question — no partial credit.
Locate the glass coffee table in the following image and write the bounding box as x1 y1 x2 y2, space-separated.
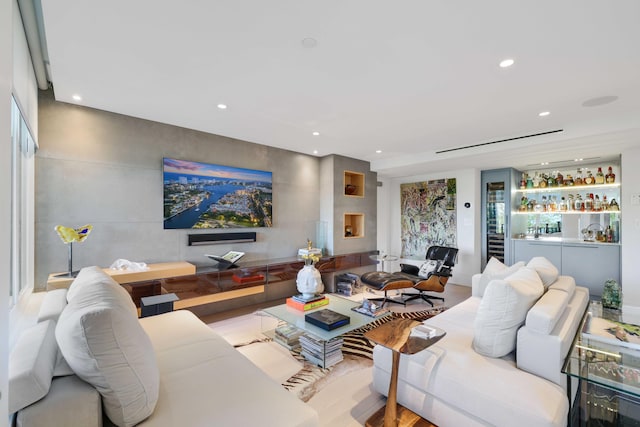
263 294 391 368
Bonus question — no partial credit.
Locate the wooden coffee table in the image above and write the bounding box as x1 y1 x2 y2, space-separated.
365 318 445 427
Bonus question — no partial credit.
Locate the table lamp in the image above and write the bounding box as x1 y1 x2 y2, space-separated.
54 224 93 277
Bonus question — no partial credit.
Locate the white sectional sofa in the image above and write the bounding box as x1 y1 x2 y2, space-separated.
9 266 319 427
371 257 589 427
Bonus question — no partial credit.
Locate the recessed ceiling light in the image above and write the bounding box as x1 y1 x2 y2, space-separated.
72 94 82 102
313 150 318 155
376 150 382 154
540 162 549 166
217 104 227 110
538 111 550 117
582 95 618 107
574 158 583 162
312 131 320 136
499 58 515 68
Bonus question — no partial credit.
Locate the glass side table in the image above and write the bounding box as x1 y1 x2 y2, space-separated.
562 302 640 426
369 254 399 273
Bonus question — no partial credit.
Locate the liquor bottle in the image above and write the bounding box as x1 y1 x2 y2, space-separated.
574 194 583 211
595 167 605 184
547 174 555 187
556 171 564 186
606 225 613 243
559 196 568 212
606 166 616 184
574 169 583 186
584 171 595 185
594 195 602 211
584 194 593 211
602 195 609 211
538 173 547 188
520 173 527 189
564 174 574 186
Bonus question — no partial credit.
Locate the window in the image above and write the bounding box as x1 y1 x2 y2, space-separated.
10 96 36 304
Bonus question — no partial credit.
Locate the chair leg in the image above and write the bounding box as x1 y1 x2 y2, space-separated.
367 290 406 307
401 292 444 307
420 294 444 305
401 293 423 304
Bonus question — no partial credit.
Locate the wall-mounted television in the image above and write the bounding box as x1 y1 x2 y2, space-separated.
163 158 272 229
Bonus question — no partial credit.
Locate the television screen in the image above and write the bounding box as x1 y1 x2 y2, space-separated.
163 158 272 229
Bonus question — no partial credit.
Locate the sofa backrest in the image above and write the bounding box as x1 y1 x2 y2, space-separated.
516 276 588 389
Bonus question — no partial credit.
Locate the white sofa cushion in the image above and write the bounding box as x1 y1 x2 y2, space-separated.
527 257 559 289
525 289 570 334
474 257 525 297
137 310 320 427
35 288 74 377
66 266 137 318
9 320 57 414
473 267 544 357
36 289 68 323
56 267 159 427
16 375 102 427
549 275 576 297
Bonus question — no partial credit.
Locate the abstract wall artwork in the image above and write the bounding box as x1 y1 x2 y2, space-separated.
400 178 457 258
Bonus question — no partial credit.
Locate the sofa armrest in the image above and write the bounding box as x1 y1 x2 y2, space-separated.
471 273 482 297
16 375 102 427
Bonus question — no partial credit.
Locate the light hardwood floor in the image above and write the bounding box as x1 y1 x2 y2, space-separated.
205 283 472 427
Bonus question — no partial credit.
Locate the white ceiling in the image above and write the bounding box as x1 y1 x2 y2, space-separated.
38 0 640 177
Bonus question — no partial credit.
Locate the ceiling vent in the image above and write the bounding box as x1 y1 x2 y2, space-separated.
435 129 563 154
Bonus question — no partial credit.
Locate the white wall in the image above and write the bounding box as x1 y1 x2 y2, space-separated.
621 146 640 319
378 168 481 286
1 0 13 424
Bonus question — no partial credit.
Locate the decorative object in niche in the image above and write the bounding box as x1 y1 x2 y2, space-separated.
163 157 272 229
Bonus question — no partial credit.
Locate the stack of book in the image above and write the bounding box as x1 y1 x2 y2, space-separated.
274 324 303 350
286 294 329 311
299 334 344 368
335 272 361 297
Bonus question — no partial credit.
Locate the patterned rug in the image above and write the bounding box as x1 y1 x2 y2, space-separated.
236 306 447 402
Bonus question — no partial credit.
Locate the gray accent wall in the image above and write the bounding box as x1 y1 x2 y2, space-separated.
320 154 377 255
35 90 327 289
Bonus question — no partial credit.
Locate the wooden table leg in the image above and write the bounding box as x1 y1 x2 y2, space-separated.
384 351 400 426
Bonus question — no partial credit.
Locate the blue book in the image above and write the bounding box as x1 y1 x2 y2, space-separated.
305 309 350 331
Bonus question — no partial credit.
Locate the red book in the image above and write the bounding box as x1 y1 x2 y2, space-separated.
232 273 265 284
286 296 329 311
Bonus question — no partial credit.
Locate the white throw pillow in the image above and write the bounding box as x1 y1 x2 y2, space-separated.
67 266 138 319
9 321 58 414
527 257 559 289
473 267 544 358
56 269 159 427
476 257 525 297
418 259 441 278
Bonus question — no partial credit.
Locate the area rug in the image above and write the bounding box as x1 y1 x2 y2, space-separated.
235 306 447 402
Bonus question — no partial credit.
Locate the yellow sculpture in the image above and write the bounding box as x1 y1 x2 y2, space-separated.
55 224 93 243
54 224 93 277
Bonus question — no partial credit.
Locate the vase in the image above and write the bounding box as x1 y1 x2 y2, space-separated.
296 264 324 298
